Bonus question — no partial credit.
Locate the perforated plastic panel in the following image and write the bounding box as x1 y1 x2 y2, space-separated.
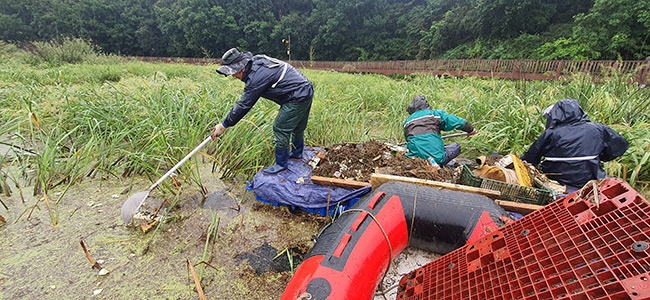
397 178 650 300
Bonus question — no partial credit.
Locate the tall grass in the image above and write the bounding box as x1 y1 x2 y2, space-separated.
0 39 648 223
21 37 122 66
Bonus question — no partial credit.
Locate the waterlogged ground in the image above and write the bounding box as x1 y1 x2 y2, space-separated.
0 159 440 300
0 160 327 299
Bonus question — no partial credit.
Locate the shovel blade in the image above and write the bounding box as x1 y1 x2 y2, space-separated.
121 191 150 224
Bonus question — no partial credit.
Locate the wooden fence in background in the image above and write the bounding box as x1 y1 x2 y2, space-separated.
129 57 650 85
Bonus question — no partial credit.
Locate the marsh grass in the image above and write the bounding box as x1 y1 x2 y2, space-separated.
1 44 649 225
30 121 95 224
200 211 220 280
274 248 295 272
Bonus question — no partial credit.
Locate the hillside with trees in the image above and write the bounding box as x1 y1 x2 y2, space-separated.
1 0 648 61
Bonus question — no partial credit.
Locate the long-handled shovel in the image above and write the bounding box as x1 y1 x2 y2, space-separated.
120 136 213 224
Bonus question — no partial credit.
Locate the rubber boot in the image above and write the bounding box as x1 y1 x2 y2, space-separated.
289 140 304 159
262 148 289 174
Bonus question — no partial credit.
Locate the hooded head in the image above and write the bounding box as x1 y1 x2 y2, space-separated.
407 95 432 115
544 98 590 129
216 48 253 76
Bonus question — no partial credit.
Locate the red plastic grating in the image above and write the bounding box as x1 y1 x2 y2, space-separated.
397 178 650 300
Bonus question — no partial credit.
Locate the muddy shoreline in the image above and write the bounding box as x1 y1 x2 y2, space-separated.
0 161 326 299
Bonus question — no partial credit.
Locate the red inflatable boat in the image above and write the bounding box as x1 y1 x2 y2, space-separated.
282 181 512 299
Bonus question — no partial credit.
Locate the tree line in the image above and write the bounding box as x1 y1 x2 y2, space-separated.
1 0 648 61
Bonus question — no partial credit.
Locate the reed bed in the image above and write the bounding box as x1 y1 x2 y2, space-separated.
1 48 648 224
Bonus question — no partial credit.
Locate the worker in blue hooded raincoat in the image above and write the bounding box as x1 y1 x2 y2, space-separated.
403 95 477 167
521 99 629 192
212 48 314 174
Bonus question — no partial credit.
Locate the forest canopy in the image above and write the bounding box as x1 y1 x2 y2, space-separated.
1 0 648 61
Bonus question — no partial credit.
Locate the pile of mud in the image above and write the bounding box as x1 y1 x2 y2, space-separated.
310 140 456 182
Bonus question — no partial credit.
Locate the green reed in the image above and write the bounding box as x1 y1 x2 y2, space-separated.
1 50 648 212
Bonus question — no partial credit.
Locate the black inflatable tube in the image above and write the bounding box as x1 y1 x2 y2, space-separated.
311 181 511 256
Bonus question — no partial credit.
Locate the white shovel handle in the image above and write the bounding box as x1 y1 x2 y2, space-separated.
147 136 213 192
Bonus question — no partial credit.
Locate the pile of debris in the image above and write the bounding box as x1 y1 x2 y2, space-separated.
310 140 456 183
309 140 566 205
472 153 566 195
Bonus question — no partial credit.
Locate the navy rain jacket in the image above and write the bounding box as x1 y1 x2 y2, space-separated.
223 55 313 127
521 99 629 188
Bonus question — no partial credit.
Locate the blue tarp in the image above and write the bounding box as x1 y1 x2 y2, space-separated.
247 147 372 210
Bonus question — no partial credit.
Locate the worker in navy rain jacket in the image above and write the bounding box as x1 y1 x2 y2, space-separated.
212 48 314 174
521 99 629 192
403 95 477 167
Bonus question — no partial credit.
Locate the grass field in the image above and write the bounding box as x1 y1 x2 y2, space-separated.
1 41 649 221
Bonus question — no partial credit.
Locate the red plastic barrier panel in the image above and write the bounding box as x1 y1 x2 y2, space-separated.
397 178 650 300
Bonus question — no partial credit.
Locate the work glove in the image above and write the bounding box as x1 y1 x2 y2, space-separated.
467 129 478 137
211 123 227 140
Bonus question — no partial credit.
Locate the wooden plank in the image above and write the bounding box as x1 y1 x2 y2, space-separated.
310 175 371 189
369 173 501 199
495 200 543 215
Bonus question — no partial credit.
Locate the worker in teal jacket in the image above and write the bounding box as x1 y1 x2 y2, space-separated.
403 95 477 166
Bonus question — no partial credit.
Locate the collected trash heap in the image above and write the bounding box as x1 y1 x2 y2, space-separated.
248 140 568 215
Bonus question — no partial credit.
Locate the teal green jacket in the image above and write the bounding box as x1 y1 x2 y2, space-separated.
403 109 468 164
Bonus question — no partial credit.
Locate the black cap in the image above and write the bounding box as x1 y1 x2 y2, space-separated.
216 48 252 76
